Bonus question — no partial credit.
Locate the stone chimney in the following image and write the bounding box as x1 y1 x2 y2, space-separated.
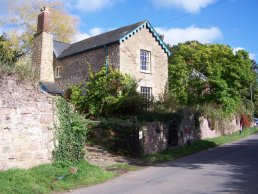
32 7 54 83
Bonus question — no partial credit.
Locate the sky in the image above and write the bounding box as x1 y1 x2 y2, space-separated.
0 0 257 60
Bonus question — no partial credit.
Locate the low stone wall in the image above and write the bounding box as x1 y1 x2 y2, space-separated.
200 116 240 139
0 77 54 171
142 112 244 154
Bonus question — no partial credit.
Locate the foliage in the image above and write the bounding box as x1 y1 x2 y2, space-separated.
143 127 258 164
53 97 89 163
0 0 78 53
0 54 38 82
0 34 20 64
70 65 145 118
0 161 114 194
168 41 256 113
89 118 141 156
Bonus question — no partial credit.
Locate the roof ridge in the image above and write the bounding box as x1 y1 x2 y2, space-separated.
53 40 71 45
71 20 147 45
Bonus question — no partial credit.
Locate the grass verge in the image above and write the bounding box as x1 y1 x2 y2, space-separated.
105 163 143 174
143 127 258 164
0 161 114 194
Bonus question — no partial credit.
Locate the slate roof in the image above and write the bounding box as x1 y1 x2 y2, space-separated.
53 41 70 58
54 20 171 59
39 81 63 95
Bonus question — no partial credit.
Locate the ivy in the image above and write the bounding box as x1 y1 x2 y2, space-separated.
53 97 89 163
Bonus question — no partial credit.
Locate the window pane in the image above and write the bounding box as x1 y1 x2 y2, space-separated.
140 50 150 71
140 86 152 98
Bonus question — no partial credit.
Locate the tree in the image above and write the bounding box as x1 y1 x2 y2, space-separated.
168 41 256 112
0 34 19 64
0 0 78 54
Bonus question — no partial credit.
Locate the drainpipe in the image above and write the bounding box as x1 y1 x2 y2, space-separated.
104 45 109 76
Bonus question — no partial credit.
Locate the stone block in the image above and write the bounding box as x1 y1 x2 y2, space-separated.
19 153 32 161
34 153 44 159
1 108 13 115
40 114 52 124
2 146 11 153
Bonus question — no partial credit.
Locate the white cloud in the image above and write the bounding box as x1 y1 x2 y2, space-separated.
233 47 256 60
65 0 123 12
152 0 216 13
249 53 256 60
89 28 103 36
156 26 223 45
73 27 104 43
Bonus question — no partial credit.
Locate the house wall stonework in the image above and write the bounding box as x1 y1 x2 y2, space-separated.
54 44 120 90
0 77 54 170
120 27 168 98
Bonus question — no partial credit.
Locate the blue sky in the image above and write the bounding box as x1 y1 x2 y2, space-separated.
62 0 257 60
0 0 257 60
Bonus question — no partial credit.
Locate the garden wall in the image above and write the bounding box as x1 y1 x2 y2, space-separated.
142 111 244 154
0 77 54 171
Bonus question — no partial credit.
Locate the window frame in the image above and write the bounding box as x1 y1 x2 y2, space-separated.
140 86 152 98
140 49 151 73
55 66 61 78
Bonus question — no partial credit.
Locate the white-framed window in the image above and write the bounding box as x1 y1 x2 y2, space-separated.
140 86 152 98
55 66 61 78
140 50 151 72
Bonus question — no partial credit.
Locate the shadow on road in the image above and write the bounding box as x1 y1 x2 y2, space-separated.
156 137 258 194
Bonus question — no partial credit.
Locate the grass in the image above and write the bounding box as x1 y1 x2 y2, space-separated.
106 163 143 172
0 161 114 194
143 127 258 164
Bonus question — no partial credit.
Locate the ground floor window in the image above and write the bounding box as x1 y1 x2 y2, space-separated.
55 66 61 78
140 86 152 98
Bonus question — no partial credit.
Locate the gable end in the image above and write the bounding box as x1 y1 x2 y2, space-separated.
119 21 171 56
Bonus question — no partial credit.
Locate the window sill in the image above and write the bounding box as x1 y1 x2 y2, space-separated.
55 76 61 79
140 70 151 74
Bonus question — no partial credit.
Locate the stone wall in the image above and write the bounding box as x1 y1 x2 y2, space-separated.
0 77 54 171
142 122 168 154
200 116 240 139
54 44 120 90
120 26 168 98
142 112 243 154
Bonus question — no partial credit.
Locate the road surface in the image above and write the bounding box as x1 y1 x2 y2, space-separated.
66 133 258 194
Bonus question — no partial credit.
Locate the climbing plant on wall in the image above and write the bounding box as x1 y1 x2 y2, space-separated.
53 97 89 163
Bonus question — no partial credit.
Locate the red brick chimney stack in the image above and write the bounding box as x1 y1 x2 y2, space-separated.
37 7 50 33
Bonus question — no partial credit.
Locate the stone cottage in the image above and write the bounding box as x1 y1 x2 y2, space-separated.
32 7 171 98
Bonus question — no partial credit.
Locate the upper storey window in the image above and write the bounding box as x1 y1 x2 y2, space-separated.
140 50 151 72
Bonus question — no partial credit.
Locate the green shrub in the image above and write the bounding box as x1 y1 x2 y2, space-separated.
70 65 145 118
53 97 89 163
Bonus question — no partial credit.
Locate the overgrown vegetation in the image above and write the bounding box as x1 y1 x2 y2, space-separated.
53 97 89 163
70 65 146 118
168 41 257 126
0 161 114 194
0 34 38 82
168 41 256 113
144 127 258 163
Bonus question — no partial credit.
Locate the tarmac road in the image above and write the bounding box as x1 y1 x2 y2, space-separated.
66 133 258 194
